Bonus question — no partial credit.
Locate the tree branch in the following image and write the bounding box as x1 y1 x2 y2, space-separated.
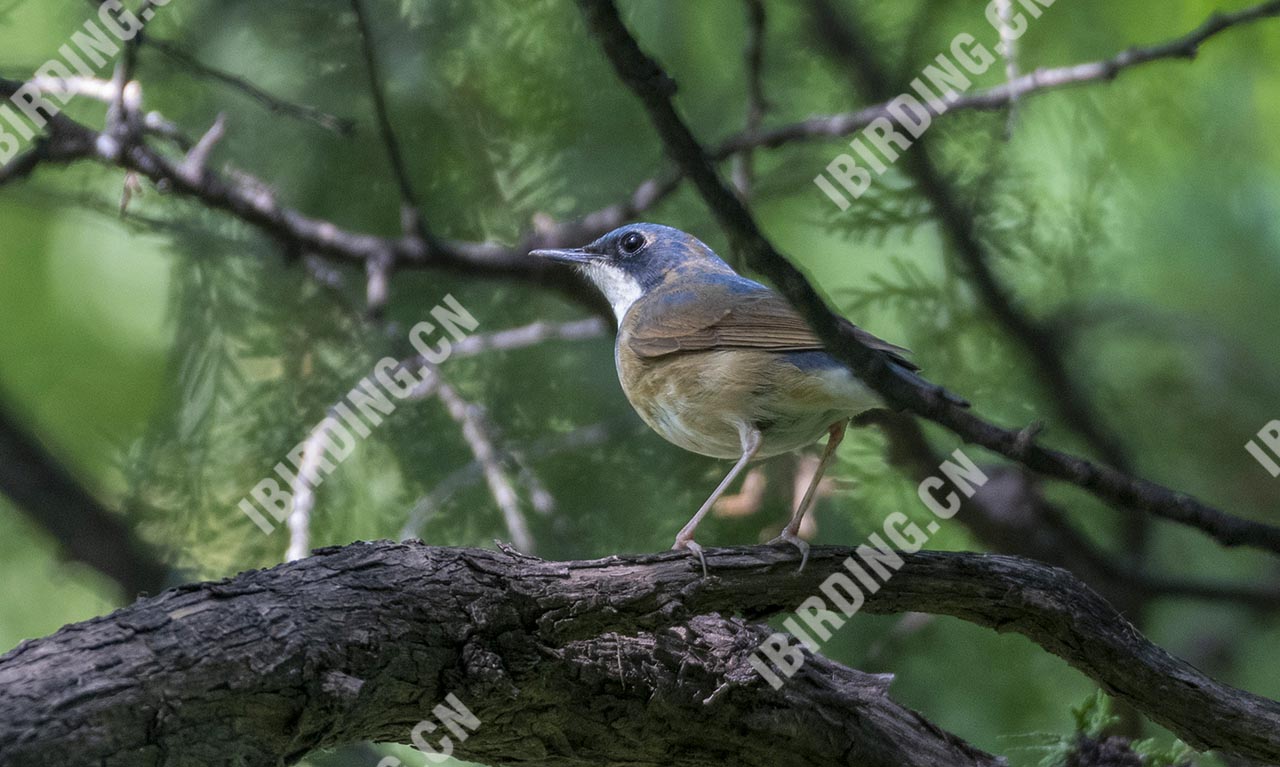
0 398 169 598
349 0 430 244
3 541 1278 764
434 377 535 553
720 0 1280 153
145 36 356 136
863 411 1280 613
731 0 767 198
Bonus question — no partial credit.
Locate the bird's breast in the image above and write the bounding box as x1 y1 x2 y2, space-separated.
615 338 880 459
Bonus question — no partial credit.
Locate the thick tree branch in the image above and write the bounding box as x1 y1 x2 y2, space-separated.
572 0 1280 559
2 542 1278 765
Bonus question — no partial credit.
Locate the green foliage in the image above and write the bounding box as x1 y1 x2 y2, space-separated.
1071 691 1121 738
1004 691 1201 767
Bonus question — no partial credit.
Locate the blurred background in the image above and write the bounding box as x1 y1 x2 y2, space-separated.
2 0 1279 764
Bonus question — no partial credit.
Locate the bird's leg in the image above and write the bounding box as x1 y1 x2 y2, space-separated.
772 419 847 572
673 425 763 576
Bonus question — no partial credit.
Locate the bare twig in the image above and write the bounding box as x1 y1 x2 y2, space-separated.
731 0 767 198
718 0 1280 154
449 318 609 358
993 0 1020 135
348 0 429 242
400 423 608 539
146 37 356 136
285 417 337 562
435 378 534 553
176 113 226 184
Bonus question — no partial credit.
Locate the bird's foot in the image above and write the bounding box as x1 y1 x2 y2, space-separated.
672 537 709 577
769 530 810 573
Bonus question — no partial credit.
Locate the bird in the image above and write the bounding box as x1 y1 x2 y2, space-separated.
531 223 957 573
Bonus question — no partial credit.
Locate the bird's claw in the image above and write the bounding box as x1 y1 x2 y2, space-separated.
769 530 810 573
672 538 709 577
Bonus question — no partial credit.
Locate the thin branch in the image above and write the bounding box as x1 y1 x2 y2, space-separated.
993 0 1020 135
0 74 608 308
348 0 429 242
399 423 608 540
289 319 605 552
572 0 1280 558
718 0 1280 154
731 0 767 197
435 377 535 553
863 411 1280 612
448 317 609 358
83 0 354 135
103 0 153 148
285 416 338 562
146 37 356 136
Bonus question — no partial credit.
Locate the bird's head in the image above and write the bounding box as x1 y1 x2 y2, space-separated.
531 223 735 321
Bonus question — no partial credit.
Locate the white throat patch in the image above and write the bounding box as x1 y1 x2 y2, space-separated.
583 262 643 322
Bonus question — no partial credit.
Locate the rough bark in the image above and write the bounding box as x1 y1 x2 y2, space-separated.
2 542 1278 766
0 542 1002 767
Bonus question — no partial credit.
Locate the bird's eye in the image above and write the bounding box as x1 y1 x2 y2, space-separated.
620 231 646 254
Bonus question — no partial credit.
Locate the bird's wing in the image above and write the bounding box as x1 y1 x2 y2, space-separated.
627 282 918 370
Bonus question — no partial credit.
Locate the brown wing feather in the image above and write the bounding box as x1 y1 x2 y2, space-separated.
627 284 918 370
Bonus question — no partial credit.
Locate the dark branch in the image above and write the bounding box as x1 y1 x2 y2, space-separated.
146 37 356 136
3 542 1279 764
0 542 1005 767
863 411 1280 613
731 0 767 198
348 0 430 242
0 398 169 598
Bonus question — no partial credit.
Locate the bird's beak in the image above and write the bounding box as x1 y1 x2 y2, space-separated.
529 247 598 265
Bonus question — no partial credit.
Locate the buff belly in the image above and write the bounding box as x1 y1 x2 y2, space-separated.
616 345 882 459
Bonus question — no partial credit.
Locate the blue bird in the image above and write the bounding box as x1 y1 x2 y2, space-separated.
532 223 950 572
